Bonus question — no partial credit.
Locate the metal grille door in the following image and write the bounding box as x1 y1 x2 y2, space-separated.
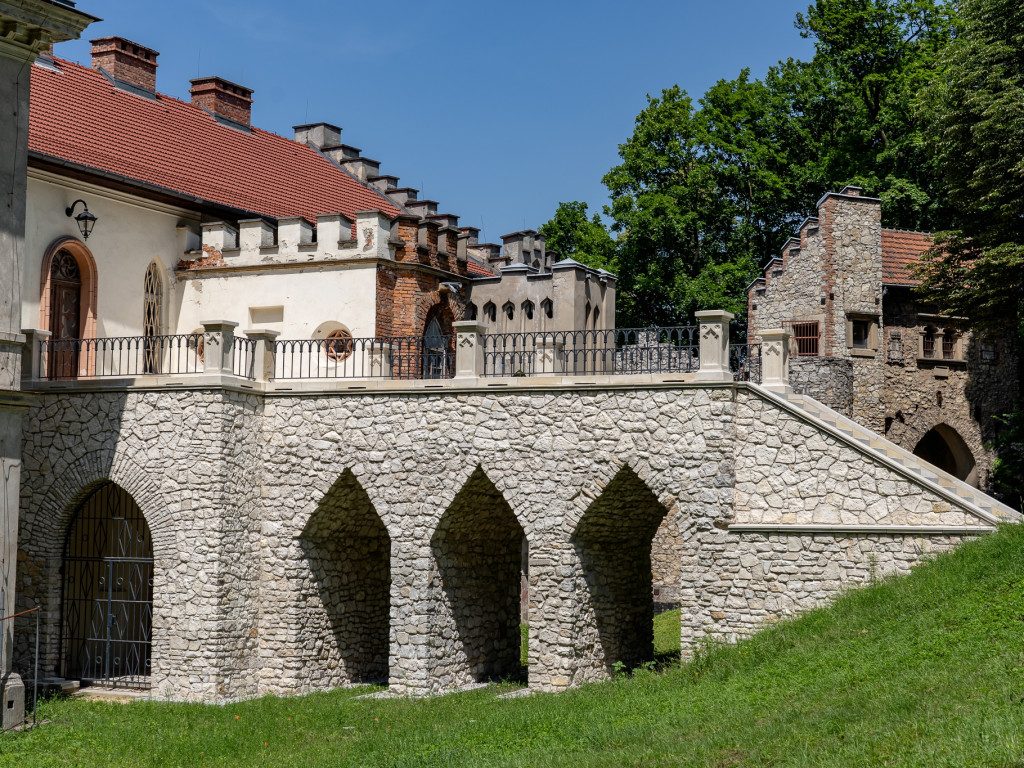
60 483 153 689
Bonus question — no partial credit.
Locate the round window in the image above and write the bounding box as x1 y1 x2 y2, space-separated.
325 328 354 361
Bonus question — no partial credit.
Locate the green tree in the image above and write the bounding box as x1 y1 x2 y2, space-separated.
794 0 957 230
602 86 758 326
538 201 616 271
916 0 1024 332
914 0 1024 505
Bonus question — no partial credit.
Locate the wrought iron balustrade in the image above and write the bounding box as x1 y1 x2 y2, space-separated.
730 342 762 383
273 334 455 381
233 337 257 380
481 326 699 377
41 334 204 380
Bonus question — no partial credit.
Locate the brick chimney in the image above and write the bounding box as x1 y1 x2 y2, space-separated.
190 76 253 127
90 37 159 91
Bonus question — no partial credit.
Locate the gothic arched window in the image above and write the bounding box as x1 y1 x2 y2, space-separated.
143 263 163 373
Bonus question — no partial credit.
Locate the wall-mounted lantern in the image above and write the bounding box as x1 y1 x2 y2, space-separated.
65 199 97 240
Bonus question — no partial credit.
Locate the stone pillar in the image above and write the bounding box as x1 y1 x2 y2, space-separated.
0 0 96 728
453 321 486 379
695 310 734 382
759 328 791 392
534 335 564 376
201 320 238 376
243 329 280 382
368 343 393 379
19 330 49 384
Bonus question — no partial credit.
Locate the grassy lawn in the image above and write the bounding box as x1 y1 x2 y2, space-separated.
4 525 1024 767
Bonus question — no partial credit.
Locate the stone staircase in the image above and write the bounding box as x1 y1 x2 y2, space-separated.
759 386 1020 525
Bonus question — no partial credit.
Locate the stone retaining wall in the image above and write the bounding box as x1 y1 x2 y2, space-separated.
13 381 998 700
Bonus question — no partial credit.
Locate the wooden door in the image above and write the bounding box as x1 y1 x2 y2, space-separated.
48 250 82 379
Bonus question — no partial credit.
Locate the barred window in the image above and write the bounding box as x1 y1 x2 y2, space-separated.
942 328 956 360
923 326 936 358
790 321 819 356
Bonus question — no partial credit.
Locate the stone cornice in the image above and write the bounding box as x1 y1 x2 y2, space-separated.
0 0 97 61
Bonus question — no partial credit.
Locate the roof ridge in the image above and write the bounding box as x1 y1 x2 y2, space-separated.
882 227 934 236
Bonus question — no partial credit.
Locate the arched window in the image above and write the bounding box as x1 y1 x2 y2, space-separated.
592 306 600 329
143 263 163 374
483 302 497 324
521 300 535 321
466 303 478 321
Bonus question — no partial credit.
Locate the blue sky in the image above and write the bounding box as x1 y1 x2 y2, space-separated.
57 1 815 242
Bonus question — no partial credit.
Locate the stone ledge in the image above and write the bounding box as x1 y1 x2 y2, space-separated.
727 524 994 536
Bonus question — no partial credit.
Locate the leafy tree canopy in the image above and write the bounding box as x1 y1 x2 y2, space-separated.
916 0 1024 333
537 201 617 272
541 0 956 327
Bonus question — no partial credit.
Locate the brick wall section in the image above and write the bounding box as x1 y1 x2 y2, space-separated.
375 216 469 337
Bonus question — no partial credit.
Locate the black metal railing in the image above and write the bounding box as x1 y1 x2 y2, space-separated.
482 327 699 377
41 334 204 379
233 337 257 380
273 335 456 380
731 342 762 383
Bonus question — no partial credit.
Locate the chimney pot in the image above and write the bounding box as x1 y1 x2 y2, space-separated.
90 36 159 91
191 76 254 127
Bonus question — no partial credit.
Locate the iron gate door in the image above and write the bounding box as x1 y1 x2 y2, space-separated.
60 482 153 688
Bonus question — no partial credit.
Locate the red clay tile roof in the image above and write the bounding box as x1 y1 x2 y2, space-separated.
465 258 495 277
881 229 933 286
28 58 399 228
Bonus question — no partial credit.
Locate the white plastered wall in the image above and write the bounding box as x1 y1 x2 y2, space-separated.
176 264 378 339
24 171 194 337
25 170 378 340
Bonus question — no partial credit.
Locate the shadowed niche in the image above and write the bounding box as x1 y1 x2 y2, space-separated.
430 466 526 685
299 470 390 685
913 423 978 487
572 466 669 672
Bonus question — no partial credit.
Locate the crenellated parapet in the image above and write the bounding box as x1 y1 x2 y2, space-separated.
185 210 395 269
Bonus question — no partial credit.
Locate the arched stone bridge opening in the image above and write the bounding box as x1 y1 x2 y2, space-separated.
13 380 1013 701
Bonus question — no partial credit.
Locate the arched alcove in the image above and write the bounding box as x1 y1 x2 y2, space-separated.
572 466 669 673
913 424 978 487
430 467 526 686
299 471 391 685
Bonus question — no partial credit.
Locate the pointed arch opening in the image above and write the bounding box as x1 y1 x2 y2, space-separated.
60 482 153 689
299 471 391 686
913 424 978 487
430 467 526 686
572 467 669 674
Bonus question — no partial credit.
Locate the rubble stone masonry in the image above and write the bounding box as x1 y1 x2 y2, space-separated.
13 380 997 701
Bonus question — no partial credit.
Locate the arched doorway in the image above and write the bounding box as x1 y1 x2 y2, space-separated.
60 482 154 689
913 424 978 487
47 249 82 379
421 306 453 379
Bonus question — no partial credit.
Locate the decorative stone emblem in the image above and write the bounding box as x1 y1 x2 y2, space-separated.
363 227 374 251
459 335 474 349
701 325 720 340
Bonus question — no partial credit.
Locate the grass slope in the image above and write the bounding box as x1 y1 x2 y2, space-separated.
4 525 1024 767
